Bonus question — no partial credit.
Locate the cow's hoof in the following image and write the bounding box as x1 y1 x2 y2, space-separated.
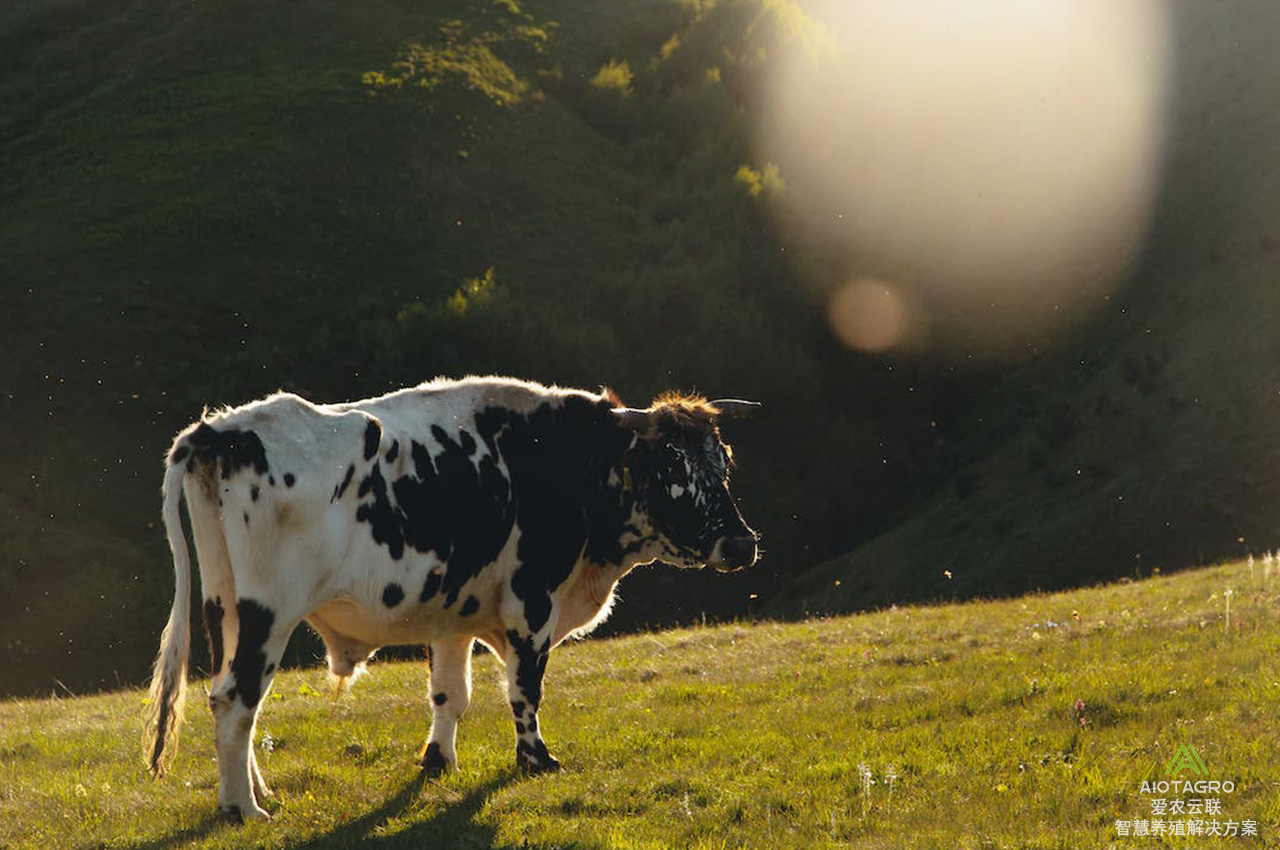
420 742 452 777
220 803 271 824
516 743 561 775
525 755 561 775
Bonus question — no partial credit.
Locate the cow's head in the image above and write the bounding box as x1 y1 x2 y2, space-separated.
613 394 760 571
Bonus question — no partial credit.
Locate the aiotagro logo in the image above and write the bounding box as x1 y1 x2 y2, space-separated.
1164 743 1208 778
1115 744 1257 839
1145 744 1232 794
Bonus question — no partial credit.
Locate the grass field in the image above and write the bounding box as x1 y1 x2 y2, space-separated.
2 558 1277 849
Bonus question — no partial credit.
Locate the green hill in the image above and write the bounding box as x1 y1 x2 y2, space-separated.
0 0 989 697
4 0 1280 701
2 560 1277 849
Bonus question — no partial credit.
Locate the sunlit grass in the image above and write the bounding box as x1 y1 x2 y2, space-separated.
2 559 1277 849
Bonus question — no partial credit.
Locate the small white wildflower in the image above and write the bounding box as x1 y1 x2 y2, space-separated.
857 762 874 816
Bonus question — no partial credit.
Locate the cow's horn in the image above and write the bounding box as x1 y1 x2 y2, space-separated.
709 399 762 418
612 407 653 433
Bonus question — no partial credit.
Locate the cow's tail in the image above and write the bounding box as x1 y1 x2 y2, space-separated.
143 449 192 778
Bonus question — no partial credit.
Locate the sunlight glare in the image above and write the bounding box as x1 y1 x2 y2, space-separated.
760 0 1171 356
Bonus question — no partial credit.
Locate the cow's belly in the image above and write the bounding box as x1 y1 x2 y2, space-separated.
302 540 508 649
308 573 504 648
296 507 521 646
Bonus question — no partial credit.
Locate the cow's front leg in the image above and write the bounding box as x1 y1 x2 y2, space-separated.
503 629 559 774
420 635 474 776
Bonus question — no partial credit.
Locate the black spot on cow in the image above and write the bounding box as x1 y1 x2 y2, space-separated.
385 440 400 463
432 692 448 706
363 419 382 461
268 475 276 486
243 511 249 525
510 700 526 718
187 423 270 480
515 721 526 735
382 582 405 608
459 595 480 617
506 629 548 712
426 644 435 670
283 473 295 487
203 597 225 676
355 421 516 603
265 663 275 676
356 463 405 560
496 398 631 632
250 484 260 502
171 445 190 464
230 599 275 709
332 464 355 502
420 569 442 602
528 717 537 733
421 741 449 776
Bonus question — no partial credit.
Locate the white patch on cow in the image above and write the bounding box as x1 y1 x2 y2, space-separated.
669 484 685 498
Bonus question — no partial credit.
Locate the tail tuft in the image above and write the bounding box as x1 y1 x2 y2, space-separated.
142 618 188 777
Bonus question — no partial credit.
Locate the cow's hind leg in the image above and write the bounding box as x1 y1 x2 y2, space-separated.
503 630 560 774
186 480 276 806
208 597 295 821
420 635 474 775
201 596 275 805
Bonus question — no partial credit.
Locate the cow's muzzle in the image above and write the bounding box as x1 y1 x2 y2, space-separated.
707 534 758 572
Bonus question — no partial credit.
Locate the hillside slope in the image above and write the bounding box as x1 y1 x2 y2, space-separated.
770 0 1280 616
1 0 988 697
2 560 1277 849
6 0 1280 704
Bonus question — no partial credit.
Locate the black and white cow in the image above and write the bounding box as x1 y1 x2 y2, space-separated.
143 376 758 820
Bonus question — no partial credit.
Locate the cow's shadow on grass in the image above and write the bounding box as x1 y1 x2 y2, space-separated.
283 768 601 850
113 767 601 850
108 810 232 850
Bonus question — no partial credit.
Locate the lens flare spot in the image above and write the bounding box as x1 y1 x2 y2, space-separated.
828 279 910 353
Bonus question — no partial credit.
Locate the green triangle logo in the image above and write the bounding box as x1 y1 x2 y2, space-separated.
1164 744 1208 777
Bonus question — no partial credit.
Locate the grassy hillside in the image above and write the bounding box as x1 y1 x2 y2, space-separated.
5 0 1280 703
0 0 981 697
2 559 1277 849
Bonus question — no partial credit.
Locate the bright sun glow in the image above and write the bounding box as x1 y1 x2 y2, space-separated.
760 0 1171 357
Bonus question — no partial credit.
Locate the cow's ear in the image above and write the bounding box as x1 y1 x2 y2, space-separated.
612 407 655 436
708 399 761 419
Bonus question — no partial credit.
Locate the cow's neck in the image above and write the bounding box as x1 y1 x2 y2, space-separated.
582 433 656 564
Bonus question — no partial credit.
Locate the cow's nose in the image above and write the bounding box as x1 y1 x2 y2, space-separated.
709 535 758 572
